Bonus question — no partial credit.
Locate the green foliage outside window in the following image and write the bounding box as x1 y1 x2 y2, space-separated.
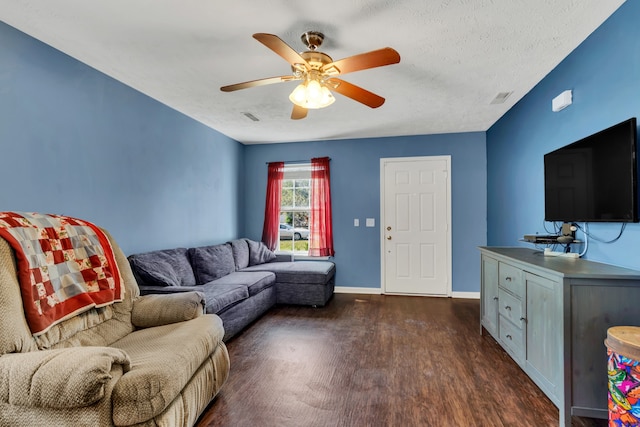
281 178 310 228
279 240 309 252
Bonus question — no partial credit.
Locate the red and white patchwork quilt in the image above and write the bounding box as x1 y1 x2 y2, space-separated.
0 212 124 336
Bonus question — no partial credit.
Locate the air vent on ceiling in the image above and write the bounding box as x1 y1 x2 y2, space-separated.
490 91 513 105
243 112 260 122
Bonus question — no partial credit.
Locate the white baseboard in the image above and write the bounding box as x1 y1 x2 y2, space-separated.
334 287 479 299
334 286 383 295
451 291 480 299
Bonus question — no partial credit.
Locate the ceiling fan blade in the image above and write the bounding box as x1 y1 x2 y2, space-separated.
327 78 385 108
322 47 400 75
253 33 310 70
291 104 308 120
220 75 297 92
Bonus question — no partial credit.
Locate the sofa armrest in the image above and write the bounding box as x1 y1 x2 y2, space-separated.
272 253 294 262
0 347 130 409
131 291 205 328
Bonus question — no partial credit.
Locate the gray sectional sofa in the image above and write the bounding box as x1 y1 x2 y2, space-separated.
128 238 335 341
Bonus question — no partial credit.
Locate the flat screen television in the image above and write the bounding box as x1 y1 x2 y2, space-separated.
544 117 639 223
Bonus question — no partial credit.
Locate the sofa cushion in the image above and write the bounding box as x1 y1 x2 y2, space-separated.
209 271 275 297
128 248 196 287
246 239 276 266
199 283 249 314
189 244 236 284
241 261 335 284
110 315 224 426
137 282 249 315
228 239 250 270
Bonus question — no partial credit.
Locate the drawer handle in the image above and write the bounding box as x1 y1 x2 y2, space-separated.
506 334 512 340
505 277 512 282
520 317 526 322
505 305 511 311
493 296 499 301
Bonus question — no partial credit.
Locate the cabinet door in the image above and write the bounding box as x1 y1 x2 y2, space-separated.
525 272 561 402
481 255 499 337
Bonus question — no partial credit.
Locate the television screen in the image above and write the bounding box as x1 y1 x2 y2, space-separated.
544 117 638 223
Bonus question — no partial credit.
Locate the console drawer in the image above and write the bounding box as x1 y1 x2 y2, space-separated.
498 288 524 326
499 315 524 362
499 262 524 297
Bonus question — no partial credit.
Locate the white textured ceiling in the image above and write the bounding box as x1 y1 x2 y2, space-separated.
0 1 625 144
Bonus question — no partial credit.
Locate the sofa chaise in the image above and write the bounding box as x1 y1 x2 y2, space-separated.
128 238 336 341
0 215 229 427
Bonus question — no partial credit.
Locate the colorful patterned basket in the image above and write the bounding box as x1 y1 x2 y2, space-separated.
606 326 640 427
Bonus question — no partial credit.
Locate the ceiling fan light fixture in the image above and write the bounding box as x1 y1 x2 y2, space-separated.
222 32 400 119
288 79 335 109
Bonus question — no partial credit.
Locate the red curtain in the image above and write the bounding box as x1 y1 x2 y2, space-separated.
261 162 285 251
309 157 335 257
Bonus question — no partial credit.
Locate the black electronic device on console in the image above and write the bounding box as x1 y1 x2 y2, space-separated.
523 234 559 243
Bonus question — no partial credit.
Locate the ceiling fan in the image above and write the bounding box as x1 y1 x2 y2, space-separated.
220 32 401 120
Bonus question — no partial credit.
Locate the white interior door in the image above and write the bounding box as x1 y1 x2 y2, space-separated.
381 156 451 296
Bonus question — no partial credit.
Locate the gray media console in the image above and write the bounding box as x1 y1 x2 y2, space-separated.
479 246 640 427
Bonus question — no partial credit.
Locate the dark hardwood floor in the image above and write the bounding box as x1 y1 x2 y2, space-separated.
196 294 607 427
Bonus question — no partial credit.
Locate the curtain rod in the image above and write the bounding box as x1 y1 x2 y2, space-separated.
265 158 331 165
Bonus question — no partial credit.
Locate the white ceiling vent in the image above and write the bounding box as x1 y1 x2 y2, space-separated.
243 112 260 122
490 91 514 105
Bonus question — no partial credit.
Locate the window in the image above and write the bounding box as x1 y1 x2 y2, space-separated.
262 158 334 257
279 164 311 254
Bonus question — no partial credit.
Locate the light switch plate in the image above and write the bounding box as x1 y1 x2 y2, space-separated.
366 218 375 227
354 218 359 227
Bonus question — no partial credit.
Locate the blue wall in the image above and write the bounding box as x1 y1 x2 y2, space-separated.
244 133 487 292
487 1 640 269
0 22 244 255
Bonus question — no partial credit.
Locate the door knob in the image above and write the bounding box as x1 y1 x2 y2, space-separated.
386 226 392 231
386 236 392 240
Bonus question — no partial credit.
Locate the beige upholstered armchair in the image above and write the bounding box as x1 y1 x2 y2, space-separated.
0 229 229 426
